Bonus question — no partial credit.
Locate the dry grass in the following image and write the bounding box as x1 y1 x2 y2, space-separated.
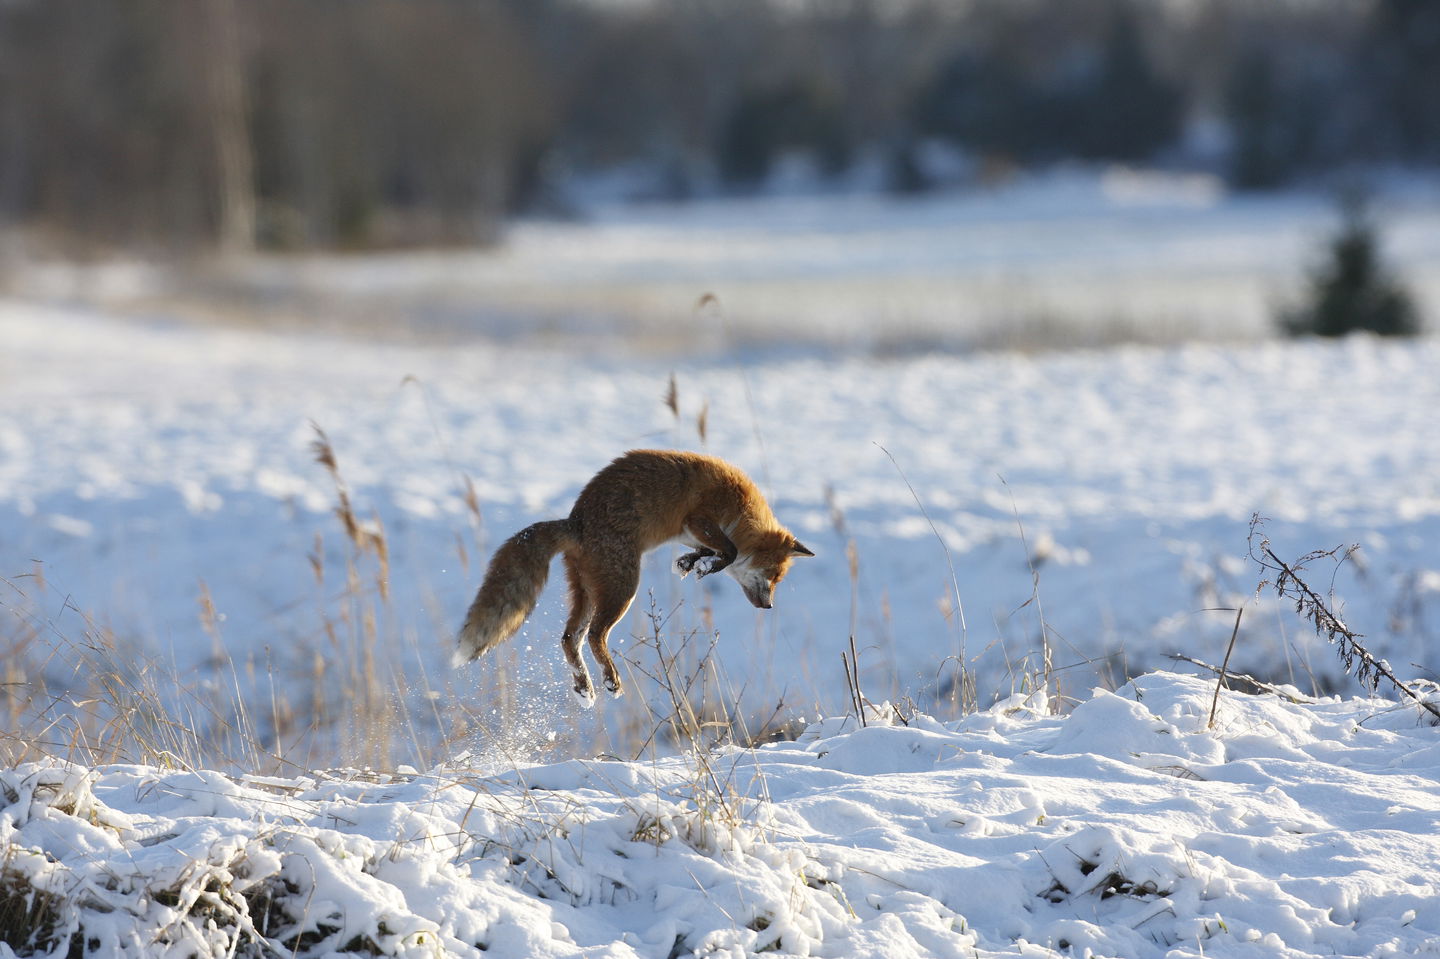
0 411 823 777
0 425 491 775
0 858 69 957
0 376 1103 779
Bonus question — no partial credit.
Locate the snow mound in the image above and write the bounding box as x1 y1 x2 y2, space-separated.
3 672 1437 958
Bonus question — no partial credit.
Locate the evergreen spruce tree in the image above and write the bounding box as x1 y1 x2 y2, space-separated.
1280 196 1420 337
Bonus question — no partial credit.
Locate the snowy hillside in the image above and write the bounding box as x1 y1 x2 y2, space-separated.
3 673 1437 958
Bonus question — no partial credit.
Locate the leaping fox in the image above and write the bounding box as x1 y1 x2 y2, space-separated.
454 449 813 704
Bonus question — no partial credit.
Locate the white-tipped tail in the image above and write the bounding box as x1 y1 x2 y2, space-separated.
453 519 575 666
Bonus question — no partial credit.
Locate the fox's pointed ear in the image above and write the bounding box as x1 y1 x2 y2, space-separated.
791 540 815 557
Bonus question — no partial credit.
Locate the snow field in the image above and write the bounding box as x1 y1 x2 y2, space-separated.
24 171 1440 353
5 299 1440 772
2 673 1437 958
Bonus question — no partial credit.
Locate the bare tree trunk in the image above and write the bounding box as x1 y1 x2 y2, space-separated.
202 0 255 254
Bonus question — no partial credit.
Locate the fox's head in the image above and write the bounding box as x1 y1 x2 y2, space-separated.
727 533 814 609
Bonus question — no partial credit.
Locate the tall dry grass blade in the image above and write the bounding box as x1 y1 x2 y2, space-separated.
876 443 971 712
698 292 771 491
1001 476 1066 711
664 373 679 419
1208 605 1245 729
842 635 866 728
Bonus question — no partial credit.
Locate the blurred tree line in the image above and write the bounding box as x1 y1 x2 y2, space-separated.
0 0 1435 252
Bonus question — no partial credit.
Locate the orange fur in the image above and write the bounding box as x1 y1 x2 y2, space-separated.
454 450 813 703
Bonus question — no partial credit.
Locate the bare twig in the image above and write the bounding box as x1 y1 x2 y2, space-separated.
1248 515 1440 722
1171 654 1317 704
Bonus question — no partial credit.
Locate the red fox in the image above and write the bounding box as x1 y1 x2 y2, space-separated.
455 449 812 704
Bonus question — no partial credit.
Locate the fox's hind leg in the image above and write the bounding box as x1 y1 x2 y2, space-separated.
561 553 596 704
585 561 640 698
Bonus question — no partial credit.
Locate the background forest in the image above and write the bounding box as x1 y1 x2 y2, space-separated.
2 0 1437 253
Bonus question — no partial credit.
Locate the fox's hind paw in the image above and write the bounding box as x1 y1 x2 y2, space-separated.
571 674 597 709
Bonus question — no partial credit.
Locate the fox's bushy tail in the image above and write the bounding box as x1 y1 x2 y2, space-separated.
454 519 576 666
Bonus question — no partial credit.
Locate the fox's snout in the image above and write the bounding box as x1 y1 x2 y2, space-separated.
730 553 801 611
739 577 775 609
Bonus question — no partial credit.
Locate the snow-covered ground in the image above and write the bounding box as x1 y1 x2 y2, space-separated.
4 673 1438 958
3 297 1439 764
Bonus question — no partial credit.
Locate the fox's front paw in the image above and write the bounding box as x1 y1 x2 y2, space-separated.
692 554 724 578
675 549 715 577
